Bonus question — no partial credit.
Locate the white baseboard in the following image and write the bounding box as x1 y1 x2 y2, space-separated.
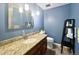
53 43 68 48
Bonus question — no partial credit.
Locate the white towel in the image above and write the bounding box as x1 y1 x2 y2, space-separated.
66 28 73 39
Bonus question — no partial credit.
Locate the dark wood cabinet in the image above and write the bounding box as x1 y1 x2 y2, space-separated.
24 37 47 55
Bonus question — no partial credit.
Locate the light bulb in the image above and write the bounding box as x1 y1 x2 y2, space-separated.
19 7 23 13
36 11 40 16
25 4 29 11
31 13 34 17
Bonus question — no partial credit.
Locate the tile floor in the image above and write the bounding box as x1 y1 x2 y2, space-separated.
46 43 73 55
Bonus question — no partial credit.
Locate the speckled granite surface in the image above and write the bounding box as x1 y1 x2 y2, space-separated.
0 33 47 55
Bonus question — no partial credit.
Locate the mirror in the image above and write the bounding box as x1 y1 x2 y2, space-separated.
8 3 34 30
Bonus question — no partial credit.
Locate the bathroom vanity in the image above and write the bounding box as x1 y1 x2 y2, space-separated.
0 33 47 55
26 36 47 55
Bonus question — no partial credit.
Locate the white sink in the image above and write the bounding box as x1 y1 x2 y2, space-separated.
23 38 37 44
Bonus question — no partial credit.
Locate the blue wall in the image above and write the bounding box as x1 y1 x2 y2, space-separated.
0 4 6 33
44 4 71 43
0 3 44 41
69 4 79 54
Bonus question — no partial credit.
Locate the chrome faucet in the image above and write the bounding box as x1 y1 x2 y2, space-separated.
22 30 27 40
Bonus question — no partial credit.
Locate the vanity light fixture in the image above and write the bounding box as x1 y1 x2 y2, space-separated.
25 4 29 11
36 11 40 16
19 6 23 13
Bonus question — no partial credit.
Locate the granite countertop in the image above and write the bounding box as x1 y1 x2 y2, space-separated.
0 33 47 55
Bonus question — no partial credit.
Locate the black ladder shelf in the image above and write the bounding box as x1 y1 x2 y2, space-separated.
61 19 75 54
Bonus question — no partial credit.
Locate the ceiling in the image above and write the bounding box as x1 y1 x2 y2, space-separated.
36 3 69 10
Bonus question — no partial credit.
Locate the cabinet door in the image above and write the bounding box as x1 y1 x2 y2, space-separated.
25 42 41 55
41 38 47 55
25 37 47 55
